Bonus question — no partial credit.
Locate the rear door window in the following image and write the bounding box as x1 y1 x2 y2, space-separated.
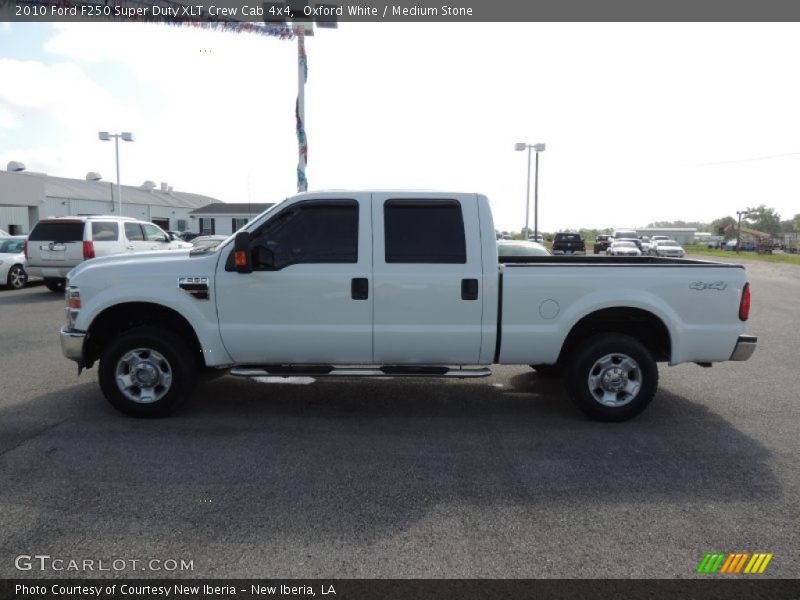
384 200 466 263
124 223 144 241
29 222 85 242
91 222 119 241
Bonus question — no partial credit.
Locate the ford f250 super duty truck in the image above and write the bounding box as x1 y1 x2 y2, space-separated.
59 191 756 421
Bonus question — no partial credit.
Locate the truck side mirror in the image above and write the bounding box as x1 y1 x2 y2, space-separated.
234 231 252 274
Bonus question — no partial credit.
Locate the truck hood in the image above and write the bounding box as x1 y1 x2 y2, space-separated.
67 249 202 282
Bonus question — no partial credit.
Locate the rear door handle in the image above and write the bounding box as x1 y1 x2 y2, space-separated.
351 277 369 300
461 278 479 300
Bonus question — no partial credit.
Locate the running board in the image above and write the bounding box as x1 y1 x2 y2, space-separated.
229 366 492 379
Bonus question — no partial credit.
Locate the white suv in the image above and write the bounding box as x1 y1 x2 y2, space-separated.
26 216 191 292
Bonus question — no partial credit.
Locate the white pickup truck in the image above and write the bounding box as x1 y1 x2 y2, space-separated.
59 191 756 421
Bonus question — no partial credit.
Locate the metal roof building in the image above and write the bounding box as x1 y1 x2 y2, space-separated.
189 202 275 235
0 164 219 234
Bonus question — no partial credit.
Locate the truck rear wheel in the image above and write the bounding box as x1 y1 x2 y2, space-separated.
565 333 658 422
99 326 197 417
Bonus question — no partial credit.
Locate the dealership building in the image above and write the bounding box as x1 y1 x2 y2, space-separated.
0 163 220 234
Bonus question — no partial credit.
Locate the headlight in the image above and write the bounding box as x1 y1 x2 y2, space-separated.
65 286 81 328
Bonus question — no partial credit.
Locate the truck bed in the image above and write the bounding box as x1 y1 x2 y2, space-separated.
496 257 748 367
499 255 744 267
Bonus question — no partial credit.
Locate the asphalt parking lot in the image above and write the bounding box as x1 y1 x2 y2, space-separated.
0 256 798 579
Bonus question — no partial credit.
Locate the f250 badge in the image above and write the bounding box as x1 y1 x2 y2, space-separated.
690 281 728 291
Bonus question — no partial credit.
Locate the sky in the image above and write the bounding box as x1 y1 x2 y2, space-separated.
1 21 800 231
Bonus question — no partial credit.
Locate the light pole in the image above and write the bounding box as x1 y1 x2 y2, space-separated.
515 142 546 240
736 210 751 254
98 131 134 214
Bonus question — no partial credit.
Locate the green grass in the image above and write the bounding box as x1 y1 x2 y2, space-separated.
684 245 800 265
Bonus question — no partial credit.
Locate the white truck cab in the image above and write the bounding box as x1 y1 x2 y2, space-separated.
60 191 756 421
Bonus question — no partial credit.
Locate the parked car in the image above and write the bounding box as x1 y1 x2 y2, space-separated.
497 240 551 257
190 235 228 251
613 230 640 243
26 216 192 292
593 234 612 254
607 241 642 257
0 235 38 289
60 190 755 422
178 232 203 242
551 232 586 255
650 240 686 258
527 234 544 243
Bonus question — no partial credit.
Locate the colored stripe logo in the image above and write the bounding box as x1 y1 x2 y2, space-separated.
696 552 773 574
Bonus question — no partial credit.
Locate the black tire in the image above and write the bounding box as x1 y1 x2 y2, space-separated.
565 333 658 422
530 363 563 378
6 265 27 289
99 326 197 417
44 278 66 293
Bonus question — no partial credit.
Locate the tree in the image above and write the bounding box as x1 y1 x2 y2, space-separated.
744 205 781 235
710 216 736 237
794 213 800 230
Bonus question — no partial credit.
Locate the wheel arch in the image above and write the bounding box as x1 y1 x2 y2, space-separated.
558 306 672 365
84 302 203 369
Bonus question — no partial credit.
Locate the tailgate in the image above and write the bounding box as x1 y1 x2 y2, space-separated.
35 241 84 264
27 221 85 267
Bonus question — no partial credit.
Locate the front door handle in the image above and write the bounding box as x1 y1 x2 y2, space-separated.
461 278 479 300
351 277 369 300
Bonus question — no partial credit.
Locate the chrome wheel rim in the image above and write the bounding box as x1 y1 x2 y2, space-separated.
9 267 26 289
587 353 641 407
115 348 173 404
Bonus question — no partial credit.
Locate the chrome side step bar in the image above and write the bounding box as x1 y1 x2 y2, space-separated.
230 366 492 379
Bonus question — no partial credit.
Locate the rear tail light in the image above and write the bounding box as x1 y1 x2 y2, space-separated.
22 242 27 259
83 241 95 260
739 282 751 321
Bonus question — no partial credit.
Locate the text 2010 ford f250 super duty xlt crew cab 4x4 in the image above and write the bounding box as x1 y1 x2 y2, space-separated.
59 191 756 421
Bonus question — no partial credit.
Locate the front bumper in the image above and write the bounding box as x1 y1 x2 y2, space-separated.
60 326 86 365
730 334 757 361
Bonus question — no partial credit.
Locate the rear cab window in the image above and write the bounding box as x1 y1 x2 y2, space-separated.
29 221 85 242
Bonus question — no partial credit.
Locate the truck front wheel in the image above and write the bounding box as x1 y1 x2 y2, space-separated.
98 326 197 417
565 333 658 422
